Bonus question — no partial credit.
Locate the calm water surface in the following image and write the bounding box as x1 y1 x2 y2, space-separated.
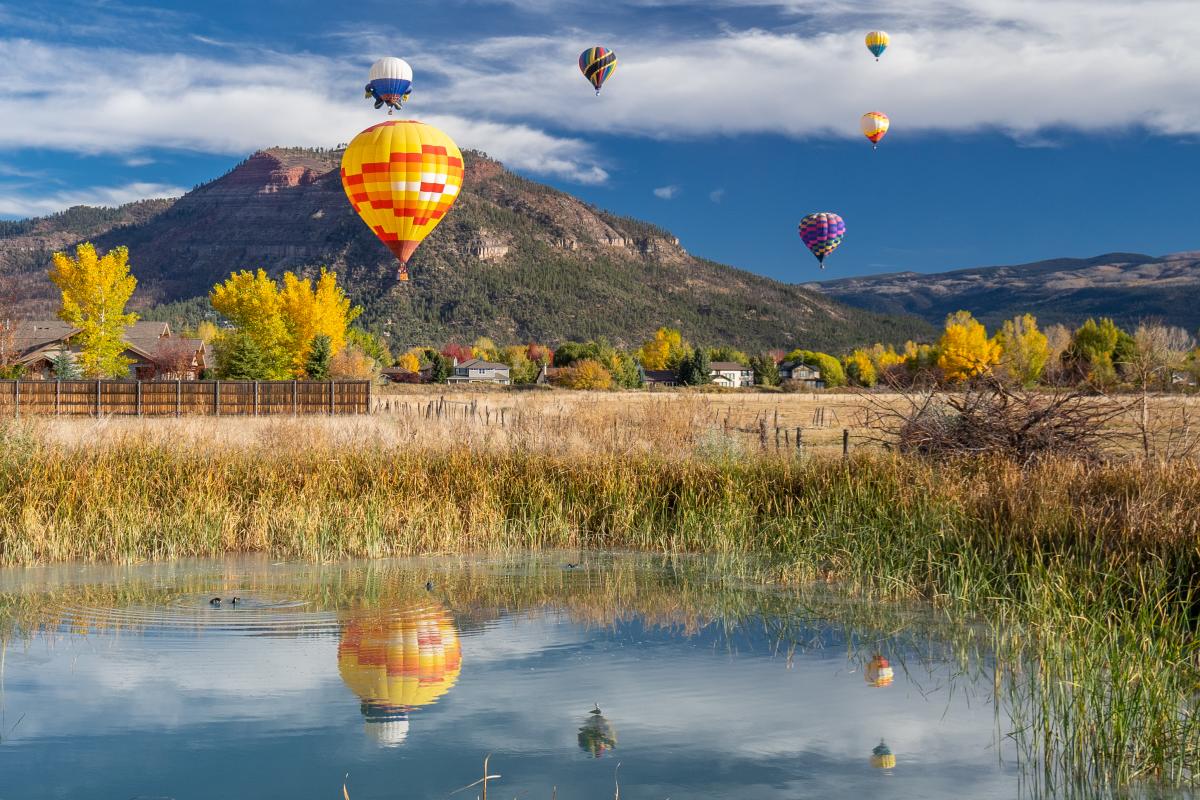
0 554 1115 799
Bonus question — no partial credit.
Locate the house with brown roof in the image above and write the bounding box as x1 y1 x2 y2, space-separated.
6 319 209 380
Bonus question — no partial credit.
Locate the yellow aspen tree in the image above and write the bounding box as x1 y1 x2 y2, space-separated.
843 349 878 387
996 314 1050 386
636 327 687 370
936 311 1001 382
279 268 361 376
48 243 138 378
397 351 421 373
210 269 291 378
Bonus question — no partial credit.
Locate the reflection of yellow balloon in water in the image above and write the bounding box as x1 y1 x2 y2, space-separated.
337 604 462 746
865 654 894 687
870 739 897 769
578 709 618 758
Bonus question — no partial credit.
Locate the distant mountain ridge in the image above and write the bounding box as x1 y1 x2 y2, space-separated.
809 252 1200 331
0 147 930 353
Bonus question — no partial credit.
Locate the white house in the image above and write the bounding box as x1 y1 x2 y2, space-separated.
709 361 754 388
447 358 511 385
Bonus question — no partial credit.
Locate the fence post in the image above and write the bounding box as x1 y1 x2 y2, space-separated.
365 378 372 415
795 427 802 453
842 428 850 459
55 380 61 416
96 379 102 418
176 380 182 418
13 380 19 419
293 380 298 416
253 381 259 417
214 380 221 417
136 381 143 417
329 380 336 415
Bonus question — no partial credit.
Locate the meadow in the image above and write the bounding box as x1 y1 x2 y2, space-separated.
2 390 1200 789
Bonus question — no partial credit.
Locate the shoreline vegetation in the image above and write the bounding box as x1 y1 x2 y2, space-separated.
2 405 1200 790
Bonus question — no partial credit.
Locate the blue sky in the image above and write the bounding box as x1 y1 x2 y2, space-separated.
0 0 1197 281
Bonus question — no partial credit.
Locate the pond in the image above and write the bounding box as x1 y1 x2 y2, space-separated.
0 554 1174 799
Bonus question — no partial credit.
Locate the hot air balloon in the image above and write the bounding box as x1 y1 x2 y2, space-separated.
870 739 897 769
865 31 890 60
578 707 618 758
861 112 890 150
341 120 464 282
865 654 895 687
579 46 618 94
337 604 463 746
798 212 845 269
365 57 413 113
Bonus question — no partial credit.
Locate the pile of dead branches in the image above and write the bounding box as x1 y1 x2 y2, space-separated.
864 378 1130 465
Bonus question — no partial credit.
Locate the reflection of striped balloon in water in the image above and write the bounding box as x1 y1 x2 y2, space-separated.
871 739 897 769
865 31 890 60
579 46 618 94
337 604 463 746
340 120 464 282
861 112 890 150
865 654 895 687
798 212 846 269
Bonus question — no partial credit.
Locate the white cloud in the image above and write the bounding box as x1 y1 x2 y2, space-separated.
0 181 187 216
709 188 725 203
418 0 1200 140
0 40 608 188
653 184 679 199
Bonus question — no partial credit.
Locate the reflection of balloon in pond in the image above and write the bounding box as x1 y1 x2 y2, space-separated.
870 739 897 769
337 604 462 746
578 708 618 757
865 654 894 687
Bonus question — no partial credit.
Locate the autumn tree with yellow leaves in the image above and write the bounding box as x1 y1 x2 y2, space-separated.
635 327 689 370
48 243 138 378
936 311 1001 382
995 314 1050 386
210 268 361 379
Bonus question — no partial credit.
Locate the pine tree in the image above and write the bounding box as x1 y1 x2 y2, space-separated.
216 332 270 380
51 347 81 379
691 348 712 385
426 350 450 383
305 334 332 379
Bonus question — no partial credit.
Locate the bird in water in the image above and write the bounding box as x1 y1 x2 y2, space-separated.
209 597 221 606
591 703 602 715
425 581 434 591
230 597 240 606
566 563 579 569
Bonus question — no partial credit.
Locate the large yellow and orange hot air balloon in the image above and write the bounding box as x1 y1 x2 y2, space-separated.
337 604 463 746
340 120 464 282
860 112 890 150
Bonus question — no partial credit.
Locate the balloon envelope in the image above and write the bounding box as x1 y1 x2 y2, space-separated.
341 120 464 281
366 57 413 110
798 212 846 268
861 111 890 148
865 31 890 59
579 46 618 93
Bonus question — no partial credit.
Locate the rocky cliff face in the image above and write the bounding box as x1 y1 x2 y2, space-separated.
1 147 928 351
810 252 1200 330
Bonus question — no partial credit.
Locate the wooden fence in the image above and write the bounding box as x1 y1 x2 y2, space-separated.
0 380 371 417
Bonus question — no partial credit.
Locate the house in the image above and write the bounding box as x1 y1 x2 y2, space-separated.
447 358 511 385
778 360 824 389
640 368 677 388
709 361 754 388
8 319 209 380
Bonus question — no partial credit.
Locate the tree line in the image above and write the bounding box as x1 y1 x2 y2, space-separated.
4 242 1197 392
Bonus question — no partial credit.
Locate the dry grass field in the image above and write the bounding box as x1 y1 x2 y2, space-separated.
16 386 1199 458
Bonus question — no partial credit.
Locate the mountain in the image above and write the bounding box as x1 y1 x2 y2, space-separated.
808 252 1200 331
0 147 931 352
